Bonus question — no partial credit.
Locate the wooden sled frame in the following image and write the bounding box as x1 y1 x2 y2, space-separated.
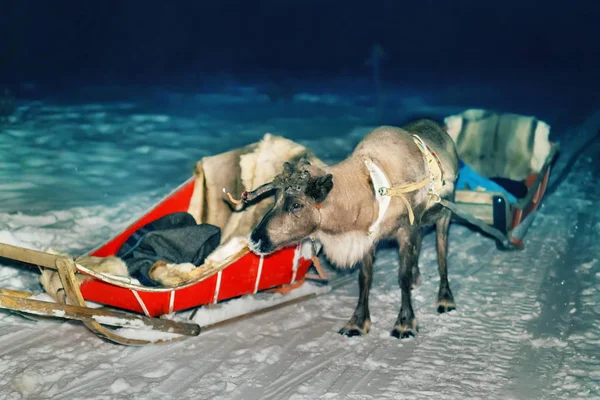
0 243 200 345
0 242 329 346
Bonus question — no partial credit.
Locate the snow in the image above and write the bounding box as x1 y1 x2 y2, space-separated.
1 80 599 399
190 282 331 327
111 328 183 343
110 378 132 394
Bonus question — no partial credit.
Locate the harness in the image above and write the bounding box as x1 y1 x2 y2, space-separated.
364 134 513 248
366 134 446 230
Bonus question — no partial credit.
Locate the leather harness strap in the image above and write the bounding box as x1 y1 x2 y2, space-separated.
376 134 446 225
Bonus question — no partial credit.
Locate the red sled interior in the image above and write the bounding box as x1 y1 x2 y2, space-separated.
79 178 313 317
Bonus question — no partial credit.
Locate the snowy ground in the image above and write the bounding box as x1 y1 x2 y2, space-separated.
1 79 599 399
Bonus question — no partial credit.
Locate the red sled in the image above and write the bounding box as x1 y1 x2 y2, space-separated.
0 134 326 345
79 177 315 318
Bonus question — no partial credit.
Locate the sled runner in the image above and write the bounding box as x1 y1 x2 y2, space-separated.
444 109 559 249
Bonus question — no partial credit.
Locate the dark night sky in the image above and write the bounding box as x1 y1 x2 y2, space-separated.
1 1 599 88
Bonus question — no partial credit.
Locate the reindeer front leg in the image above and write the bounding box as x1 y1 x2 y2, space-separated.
391 226 422 338
339 250 375 337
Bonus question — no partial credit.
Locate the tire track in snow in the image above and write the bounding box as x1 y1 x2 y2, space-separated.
508 142 600 398
226 327 312 399
262 347 349 400
222 278 357 399
238 252 422 399
511 211 598 398
363 213 567 398
54 327 240 398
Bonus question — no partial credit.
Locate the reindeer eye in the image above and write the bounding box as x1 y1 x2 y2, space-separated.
290 202 303 212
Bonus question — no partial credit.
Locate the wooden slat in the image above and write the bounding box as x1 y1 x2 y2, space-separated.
450 203 494 225
455 190 495 205
0 293 200 336
56 258 199 345
0 288 34 298
0 242 61 270
56 258 150 345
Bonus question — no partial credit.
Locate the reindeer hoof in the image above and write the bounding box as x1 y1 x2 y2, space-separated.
338 320 370 337
339 328 363 337
390 320 418 339
437 299 456 314
390 326 417 339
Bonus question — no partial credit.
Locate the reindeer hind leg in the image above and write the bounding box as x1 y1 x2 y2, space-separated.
411 228 423 289
436 209 455 313
391 226 420 338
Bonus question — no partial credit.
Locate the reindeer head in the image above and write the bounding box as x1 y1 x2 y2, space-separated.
236 159 333 255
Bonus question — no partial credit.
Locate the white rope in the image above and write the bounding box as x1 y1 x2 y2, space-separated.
212 270 222 304
168 290 176 314
131 289 150 317
254 255 264 294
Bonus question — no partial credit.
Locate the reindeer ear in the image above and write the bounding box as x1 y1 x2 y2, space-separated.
306 174 333 203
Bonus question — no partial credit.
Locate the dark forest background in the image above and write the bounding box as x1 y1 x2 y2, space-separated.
1 1 599 91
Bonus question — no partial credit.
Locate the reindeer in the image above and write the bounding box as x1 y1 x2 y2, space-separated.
231 119 459 338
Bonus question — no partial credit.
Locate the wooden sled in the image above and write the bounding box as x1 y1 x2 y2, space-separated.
0 134 327 345
444 109 559 249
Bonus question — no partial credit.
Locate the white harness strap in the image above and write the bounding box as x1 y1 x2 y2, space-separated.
364 134 446 230
364 159 391 235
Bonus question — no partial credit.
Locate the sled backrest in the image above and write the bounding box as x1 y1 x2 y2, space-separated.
187 133 326 243
445 109 552 181
89 134 324 257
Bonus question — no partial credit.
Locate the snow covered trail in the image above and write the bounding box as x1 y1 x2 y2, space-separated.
1 87 599 399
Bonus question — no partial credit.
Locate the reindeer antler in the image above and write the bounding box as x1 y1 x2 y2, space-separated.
244 181 278 202
223 159 316 206
222 181 278 206
222 188 246 205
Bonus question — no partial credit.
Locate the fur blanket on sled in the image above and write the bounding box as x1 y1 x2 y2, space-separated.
40 133 325 299
188 133 326 242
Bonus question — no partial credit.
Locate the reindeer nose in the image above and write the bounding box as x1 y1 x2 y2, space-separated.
249 229 261 245
248 238 262 253
249 226 273 255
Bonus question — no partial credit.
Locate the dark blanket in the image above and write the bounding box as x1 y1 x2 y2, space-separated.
117 212 221 287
